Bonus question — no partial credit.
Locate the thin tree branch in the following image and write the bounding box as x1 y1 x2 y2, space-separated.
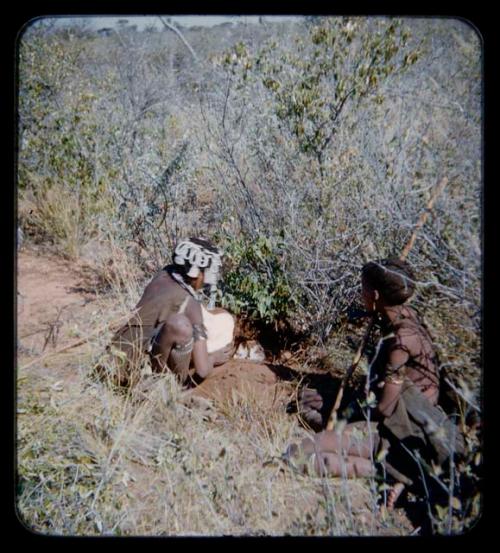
158 16 199 63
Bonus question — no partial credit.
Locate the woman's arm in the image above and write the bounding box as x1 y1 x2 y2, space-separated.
191 335 213 379
184 300 214 379
376 347 409 418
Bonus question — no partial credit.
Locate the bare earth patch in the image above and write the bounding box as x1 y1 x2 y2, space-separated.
18 247 99 365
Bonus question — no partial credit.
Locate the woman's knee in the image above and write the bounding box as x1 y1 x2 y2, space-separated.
162 314 193 345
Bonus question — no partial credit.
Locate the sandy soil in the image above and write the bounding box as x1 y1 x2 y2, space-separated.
18 249 95 344
187 359 296 411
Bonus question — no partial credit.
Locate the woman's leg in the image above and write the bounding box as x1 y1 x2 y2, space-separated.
286 422 379 477
109 325 148 387
151 314 193 383
300 422 379 459
286 423 407 507
314 452 376 478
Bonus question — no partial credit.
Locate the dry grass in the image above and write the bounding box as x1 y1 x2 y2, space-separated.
16 264 408 537
17 361 412 536
16 242 482 537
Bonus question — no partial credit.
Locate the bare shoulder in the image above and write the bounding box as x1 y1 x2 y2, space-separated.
393 318 423 355
138 270 188 309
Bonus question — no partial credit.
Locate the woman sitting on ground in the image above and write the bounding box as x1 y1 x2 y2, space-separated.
287 258 464 509
108 237 235 388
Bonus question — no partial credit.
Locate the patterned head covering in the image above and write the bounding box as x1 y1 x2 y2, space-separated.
173 238 222 288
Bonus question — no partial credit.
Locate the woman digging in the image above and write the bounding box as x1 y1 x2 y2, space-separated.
286 258 465 510
108 237 235 388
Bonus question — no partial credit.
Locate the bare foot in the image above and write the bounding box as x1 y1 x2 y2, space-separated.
387 482 405 511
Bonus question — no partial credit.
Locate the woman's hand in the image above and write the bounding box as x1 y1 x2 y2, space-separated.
298 387 325 427
209 342 235 367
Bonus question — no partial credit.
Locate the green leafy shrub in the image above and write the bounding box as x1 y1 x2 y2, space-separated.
220 235 298 325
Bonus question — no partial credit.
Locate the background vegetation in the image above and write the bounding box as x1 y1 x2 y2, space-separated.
17 16 482 536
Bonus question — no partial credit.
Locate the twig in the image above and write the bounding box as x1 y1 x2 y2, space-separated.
18 313 134 371
400 177 449 261
443 377 481 413
158 16 199 63
326 318 375 430
42 306 66 352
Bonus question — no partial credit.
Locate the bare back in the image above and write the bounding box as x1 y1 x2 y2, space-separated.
384 307 439 404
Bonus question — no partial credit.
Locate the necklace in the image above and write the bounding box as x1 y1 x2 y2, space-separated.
167 267 202 301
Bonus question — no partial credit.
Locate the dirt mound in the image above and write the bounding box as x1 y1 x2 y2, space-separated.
187 359 296 410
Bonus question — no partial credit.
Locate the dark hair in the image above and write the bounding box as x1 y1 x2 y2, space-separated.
361 258 415 305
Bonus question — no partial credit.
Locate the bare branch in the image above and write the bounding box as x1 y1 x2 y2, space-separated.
158 16 199 63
